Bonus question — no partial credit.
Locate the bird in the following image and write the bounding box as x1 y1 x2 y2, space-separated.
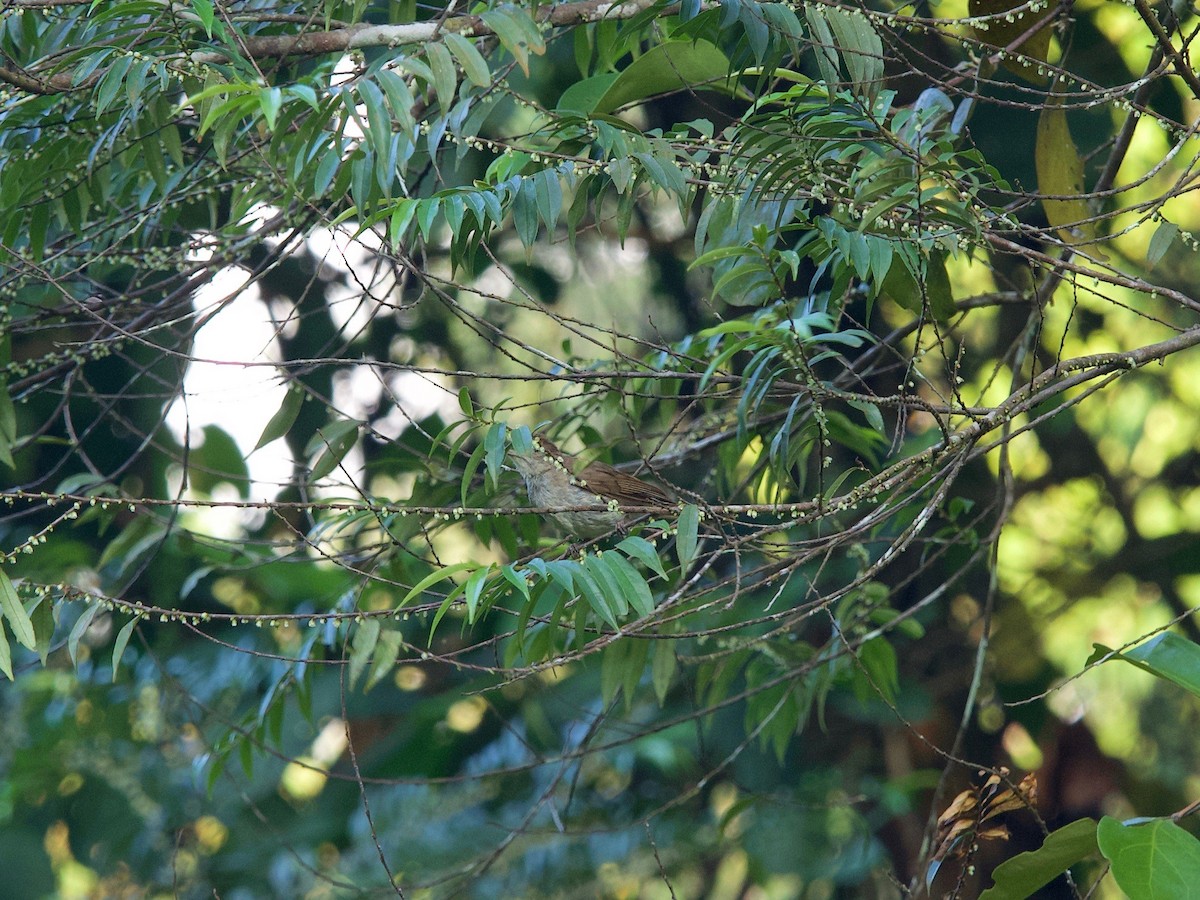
509 437 673 539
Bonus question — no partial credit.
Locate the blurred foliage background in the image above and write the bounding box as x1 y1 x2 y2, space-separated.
2 0 1200 897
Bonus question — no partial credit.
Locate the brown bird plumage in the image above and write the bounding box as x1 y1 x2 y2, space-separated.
510 437 673 538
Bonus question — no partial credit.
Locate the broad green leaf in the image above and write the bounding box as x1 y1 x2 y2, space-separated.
308 419 359 482
1098 817 1200 900
258 86 283 129
1089 632 1200 699
399 561 475 608
0 620 10 680
600 639 626 707
0 569 35 650
676 504 699 572
192 0 215 35
605 552 655 618
254 387 304 451
557 73 618 114
533 169 562 235
846 398 885 435
0 381 17 446
348 617 381 690
582 555 629 619
623 637 649 711
854 637 898 704
575 562 618 629
0 380 17 468
95 53 134 115
820 7 883 100
480 6 543 77
593 40 731 115
112 615 140 681
979 818 1098 900
511 182 539 249
464 565 492 623
366 631 405 690
652 637 676 705
483 422 507 489
804 6 841 88
616 535 668 580
31 596 53 664
880 250 956 322
1147 221 1178 268
426 40 458 111
68 604 100 666
444 33 490 87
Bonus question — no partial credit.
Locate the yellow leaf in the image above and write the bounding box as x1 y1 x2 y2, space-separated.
1035 96 1096 247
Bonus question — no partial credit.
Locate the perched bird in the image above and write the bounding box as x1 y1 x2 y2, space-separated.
509 437 673 539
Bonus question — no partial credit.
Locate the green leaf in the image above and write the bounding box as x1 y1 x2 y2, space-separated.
1147 221 1179 268
923 251 956 322
95 54 133 115
0 619 11 680
600 639 626 707
846 398 885 435
582 555 629 619
1091 632 1200 699
483 422 507 489
0 569 35 651
575 562 618 630
68 604 100 666
444 33 490 87
557 73 619 114
254 387 304 451
0 383 15 468
616 535 668 580
979 818 1098 900
533 169 563 235
676 504 699 572
511 182 539 249
652 637 676 705
192 0 215 35
480 6 543 77
593 40 732 115
804 6 841 87
366 630 405 690
461 438 487 508
31 596 53 664
426 40 458 111
463 565 491 623
855 637 898 704
821 7 883 100
112 615 140 681
429 580 468 640
399 561 476 608
258 86 283 129
348 617 381 690
308 419 359 482
1098 816 1200 900
605 552 655 618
